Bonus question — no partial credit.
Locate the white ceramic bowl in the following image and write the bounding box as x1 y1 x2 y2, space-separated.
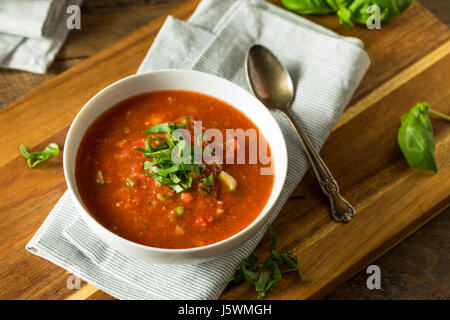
64 70 287 264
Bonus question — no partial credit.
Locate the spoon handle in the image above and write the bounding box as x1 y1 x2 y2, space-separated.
278 110 355 223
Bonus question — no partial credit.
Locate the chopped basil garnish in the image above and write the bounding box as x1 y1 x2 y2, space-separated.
136 120 211 193
228 226 301 299
147 137 163 141
19 143 60 168
202 174 215 187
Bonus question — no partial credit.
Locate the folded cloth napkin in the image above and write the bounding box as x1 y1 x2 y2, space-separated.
0 0 83 74
26 0 370 300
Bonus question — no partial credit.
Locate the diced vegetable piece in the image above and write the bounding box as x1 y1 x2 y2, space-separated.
216 208 224 217
174 225 185 236
195 217 206 227
181 192 193 202
202 174 215 187
96 170 105 185
125 178 136 188
157 193 170 200
219 170 237 191
180 116 191 125
168 212 176 223
174 206 184 216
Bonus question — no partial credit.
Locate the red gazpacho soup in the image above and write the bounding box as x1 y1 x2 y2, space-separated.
76 90 274 249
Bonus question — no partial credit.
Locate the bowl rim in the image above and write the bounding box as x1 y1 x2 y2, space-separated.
63 69 288 254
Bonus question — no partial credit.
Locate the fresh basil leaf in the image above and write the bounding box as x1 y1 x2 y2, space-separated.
227 253 259 284
398 102 438 173
170 173 181 184
144 123 170 134
336 6 353 29
152 142 169 151
268 225 280 259
144 148 172 159
144 137 154 152
266 259 282 281
19 144 30 158
156 164 181 177
280 253 299 273
134 147 147 153
143 160 158 170
258 280 276 299
19 143 60 168
168 183 184 193
180 175 193 189
145 122 187 134
42 143 59 156
146 173 174 185
244 253 259 269
282 0 412 30
255 270 271 293
281 0 334 15
244 269 260 282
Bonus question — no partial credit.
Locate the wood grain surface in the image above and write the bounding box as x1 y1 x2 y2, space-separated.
0 0 448 300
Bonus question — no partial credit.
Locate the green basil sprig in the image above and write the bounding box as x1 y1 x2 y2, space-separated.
228 226 301 299
19 143 60 168
398 102 449 173
281 0 412 30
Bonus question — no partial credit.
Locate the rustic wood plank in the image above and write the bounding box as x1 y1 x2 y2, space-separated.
0 0 448 300
420 0 450 26
59 1 186 59
327 208 449 300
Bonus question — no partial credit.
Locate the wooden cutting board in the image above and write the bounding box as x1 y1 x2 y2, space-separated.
0 0 448 300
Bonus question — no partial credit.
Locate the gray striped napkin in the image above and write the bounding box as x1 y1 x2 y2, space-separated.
26 0 370 300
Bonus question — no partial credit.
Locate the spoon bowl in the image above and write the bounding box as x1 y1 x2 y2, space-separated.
246 44 294 110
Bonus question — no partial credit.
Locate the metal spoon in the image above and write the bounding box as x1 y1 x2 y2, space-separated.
246 44 355 223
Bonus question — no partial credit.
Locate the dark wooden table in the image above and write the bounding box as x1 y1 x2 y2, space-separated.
0 0 448 300
328 1 450 299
